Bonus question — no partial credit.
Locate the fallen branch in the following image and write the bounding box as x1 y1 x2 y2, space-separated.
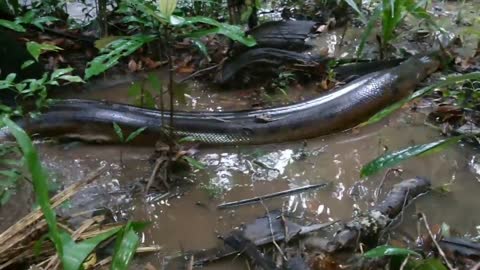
323 177 431 252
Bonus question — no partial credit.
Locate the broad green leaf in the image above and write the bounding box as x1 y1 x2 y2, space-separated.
21 60 35 69
61 228 121 270
363 245 421 258
26 41 62 61
414 258 448 270
3 117 64 257
113 122 124 142
360 136 461 177
0 19 25 32
183 156 205 170
158 0 178 18
125 127 147 142
111 222 140 270
85 35 156 80
362 72 480 126
343 0 367 24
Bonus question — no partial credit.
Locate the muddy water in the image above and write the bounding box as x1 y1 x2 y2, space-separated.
33 73 480 269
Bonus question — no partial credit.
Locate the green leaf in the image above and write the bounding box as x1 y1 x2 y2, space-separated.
360 136 461 177
50 68 74 80
3 117 64 258
192 39 210 60
363 245 421 258
356 5 382 57
414 258 448 270
148 74 162 93
84 35 156 80
26 41 62 62
113 122 124 142
61 228 121 270
111 222 140 270
0 19 25 32
362 72 480 126
125 127 147 142
21 60 35 69
183 156 205 170
183 16 256 47
343 0 367 24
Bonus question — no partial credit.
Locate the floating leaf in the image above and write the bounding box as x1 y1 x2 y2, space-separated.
360 136 461 177
0 18 25 32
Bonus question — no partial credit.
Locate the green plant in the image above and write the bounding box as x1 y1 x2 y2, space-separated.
84 0 256 79
344 0 437 57
2 116 148 270
113 122 147 143
0 9 58 32
199 181 223 199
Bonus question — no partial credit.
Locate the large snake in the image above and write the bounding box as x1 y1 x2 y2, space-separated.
0 51 443 145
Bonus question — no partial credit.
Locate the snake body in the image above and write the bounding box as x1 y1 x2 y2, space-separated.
0 52 442 145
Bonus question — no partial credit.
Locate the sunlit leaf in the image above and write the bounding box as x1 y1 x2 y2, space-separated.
363 245 421 258
360 136 461 177
362 72 480 126
94 36 127 49
85 35 156 80
59 75 85 83
0 18 25 32
26 41 62 62
158 0 178 18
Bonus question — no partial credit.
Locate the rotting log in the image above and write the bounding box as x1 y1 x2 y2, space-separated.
323 177 431 252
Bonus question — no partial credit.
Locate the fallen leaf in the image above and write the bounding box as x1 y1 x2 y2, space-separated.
128 59 138 72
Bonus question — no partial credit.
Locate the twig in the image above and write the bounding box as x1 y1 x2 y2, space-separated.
373 168 401 203
145 157 167 193
259 199 287 262
177 64 220 83
217 183 327 209
418 212 456 270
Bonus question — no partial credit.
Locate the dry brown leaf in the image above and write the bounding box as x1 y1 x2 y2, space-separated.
128 59 138 72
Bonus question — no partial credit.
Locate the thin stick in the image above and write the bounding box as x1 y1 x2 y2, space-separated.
217 183 327 209
418 212 456 270
177 64 220 83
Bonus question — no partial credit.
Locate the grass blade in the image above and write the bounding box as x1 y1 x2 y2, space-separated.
125 127 147 142
343 0 367 24
356 5 382 57
3 116 65 257
360 136 461 177
362 72 480 126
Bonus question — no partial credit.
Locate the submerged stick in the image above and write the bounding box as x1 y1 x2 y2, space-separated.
217 183 327 209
